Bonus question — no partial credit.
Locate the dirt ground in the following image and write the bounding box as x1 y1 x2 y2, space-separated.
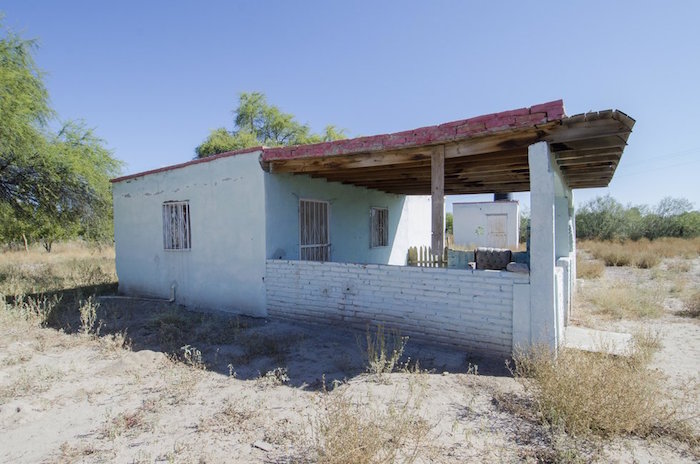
0 254 698 463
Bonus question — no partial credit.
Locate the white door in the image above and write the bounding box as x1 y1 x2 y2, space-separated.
299 199 330 261
486 214 508 248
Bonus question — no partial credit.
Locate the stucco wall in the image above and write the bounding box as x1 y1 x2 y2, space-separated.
266 259 530 356
453 201 520 249
113 151 267 316
264 173 431 265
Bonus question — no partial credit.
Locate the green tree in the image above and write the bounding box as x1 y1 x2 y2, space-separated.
195 92 345 158
575 195 628 240
445 212 453 234
0 20 121 250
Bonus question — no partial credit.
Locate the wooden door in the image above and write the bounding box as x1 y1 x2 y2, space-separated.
486 214 507 248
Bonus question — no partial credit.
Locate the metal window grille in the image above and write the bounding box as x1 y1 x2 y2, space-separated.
299 199 330 261
162 201 191 250
370 207 388 248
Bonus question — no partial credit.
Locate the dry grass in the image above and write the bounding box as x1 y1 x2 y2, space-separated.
0 241 116 296
310 382 433 464
511 344 697 444
198 399 256 434
0 365 64 404
579 279 663 319
579 237 699 269
576 257 604 279
361 324 408 378
679 290 700 319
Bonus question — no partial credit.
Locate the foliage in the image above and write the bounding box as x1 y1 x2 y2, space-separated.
0 20 121 249
195 92 346 157
445 212 453 234
511 344 695 442
519 208 530 244
576 195 699 241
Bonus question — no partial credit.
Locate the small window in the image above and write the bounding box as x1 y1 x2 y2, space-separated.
162 201 191 250
370 207 388 248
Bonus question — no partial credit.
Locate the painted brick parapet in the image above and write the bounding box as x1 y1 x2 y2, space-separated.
266 260 530 356
262 100 564 162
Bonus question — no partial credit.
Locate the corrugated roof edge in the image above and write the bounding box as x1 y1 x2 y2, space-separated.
110 146 266 183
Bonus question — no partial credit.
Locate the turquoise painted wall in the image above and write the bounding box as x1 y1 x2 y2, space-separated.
264 173 431 265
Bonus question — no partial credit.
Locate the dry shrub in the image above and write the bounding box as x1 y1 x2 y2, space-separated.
2 293 61 326
79 296 100 336
667 260 692 273
311 384 433 464
679 290 700 319
576 258 604 279
511 345 696 442
579 237 699 269
581 280 662 319
362 324 407 377
635 252 661 269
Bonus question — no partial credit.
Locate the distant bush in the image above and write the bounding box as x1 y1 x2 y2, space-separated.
576 195 700 241
579 237 700 269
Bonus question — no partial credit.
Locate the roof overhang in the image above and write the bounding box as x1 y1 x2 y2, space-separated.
261 100 635 195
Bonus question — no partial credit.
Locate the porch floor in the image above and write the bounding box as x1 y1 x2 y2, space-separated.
564 326 633 356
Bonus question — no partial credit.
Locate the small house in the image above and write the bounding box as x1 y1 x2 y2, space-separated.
453 199 520 249
111 100 634 356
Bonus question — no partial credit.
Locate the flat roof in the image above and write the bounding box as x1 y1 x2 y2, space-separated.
112 99 635 194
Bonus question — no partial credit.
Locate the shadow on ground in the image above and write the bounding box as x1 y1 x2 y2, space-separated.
12 285 513 389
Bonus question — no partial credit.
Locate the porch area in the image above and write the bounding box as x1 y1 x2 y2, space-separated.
261 100 634 353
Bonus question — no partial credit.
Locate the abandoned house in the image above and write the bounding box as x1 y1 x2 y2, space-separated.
111 100 634 356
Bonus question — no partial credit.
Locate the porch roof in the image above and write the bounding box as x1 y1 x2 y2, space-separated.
261 100 635 195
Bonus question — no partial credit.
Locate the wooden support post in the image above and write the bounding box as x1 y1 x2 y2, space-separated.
431 145 445 252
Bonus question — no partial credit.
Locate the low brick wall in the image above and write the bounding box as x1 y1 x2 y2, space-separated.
265 260 530 356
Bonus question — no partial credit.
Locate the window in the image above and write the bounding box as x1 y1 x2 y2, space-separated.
299 199 330 261
370 207 388 247
162 201 191 250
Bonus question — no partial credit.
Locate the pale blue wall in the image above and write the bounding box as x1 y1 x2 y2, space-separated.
264 173 431 265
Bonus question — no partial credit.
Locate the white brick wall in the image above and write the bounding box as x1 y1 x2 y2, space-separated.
266 260 530 356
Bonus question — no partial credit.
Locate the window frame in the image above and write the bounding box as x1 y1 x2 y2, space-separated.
298 198 331 261
370 206 389 248
162 200 192 251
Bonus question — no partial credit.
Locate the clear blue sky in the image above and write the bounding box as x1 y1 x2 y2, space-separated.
3 1 699 211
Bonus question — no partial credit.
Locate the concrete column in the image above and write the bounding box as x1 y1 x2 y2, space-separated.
527 141 558 349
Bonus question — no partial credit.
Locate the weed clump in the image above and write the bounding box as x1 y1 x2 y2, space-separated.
311 384 432 464
510 345 697 443
362 324 407 377
79 296 100 336
679 290 700 319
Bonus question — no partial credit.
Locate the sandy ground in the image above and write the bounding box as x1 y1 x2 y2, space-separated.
0 257 698 463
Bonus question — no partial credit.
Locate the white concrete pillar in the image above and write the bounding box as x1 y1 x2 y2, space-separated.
527 141 558 349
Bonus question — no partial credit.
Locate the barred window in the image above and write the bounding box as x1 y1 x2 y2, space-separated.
299 199 330 261
162 201 191 250
370 207 388 248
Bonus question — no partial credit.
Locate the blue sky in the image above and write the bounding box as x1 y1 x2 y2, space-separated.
3 1 699 211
